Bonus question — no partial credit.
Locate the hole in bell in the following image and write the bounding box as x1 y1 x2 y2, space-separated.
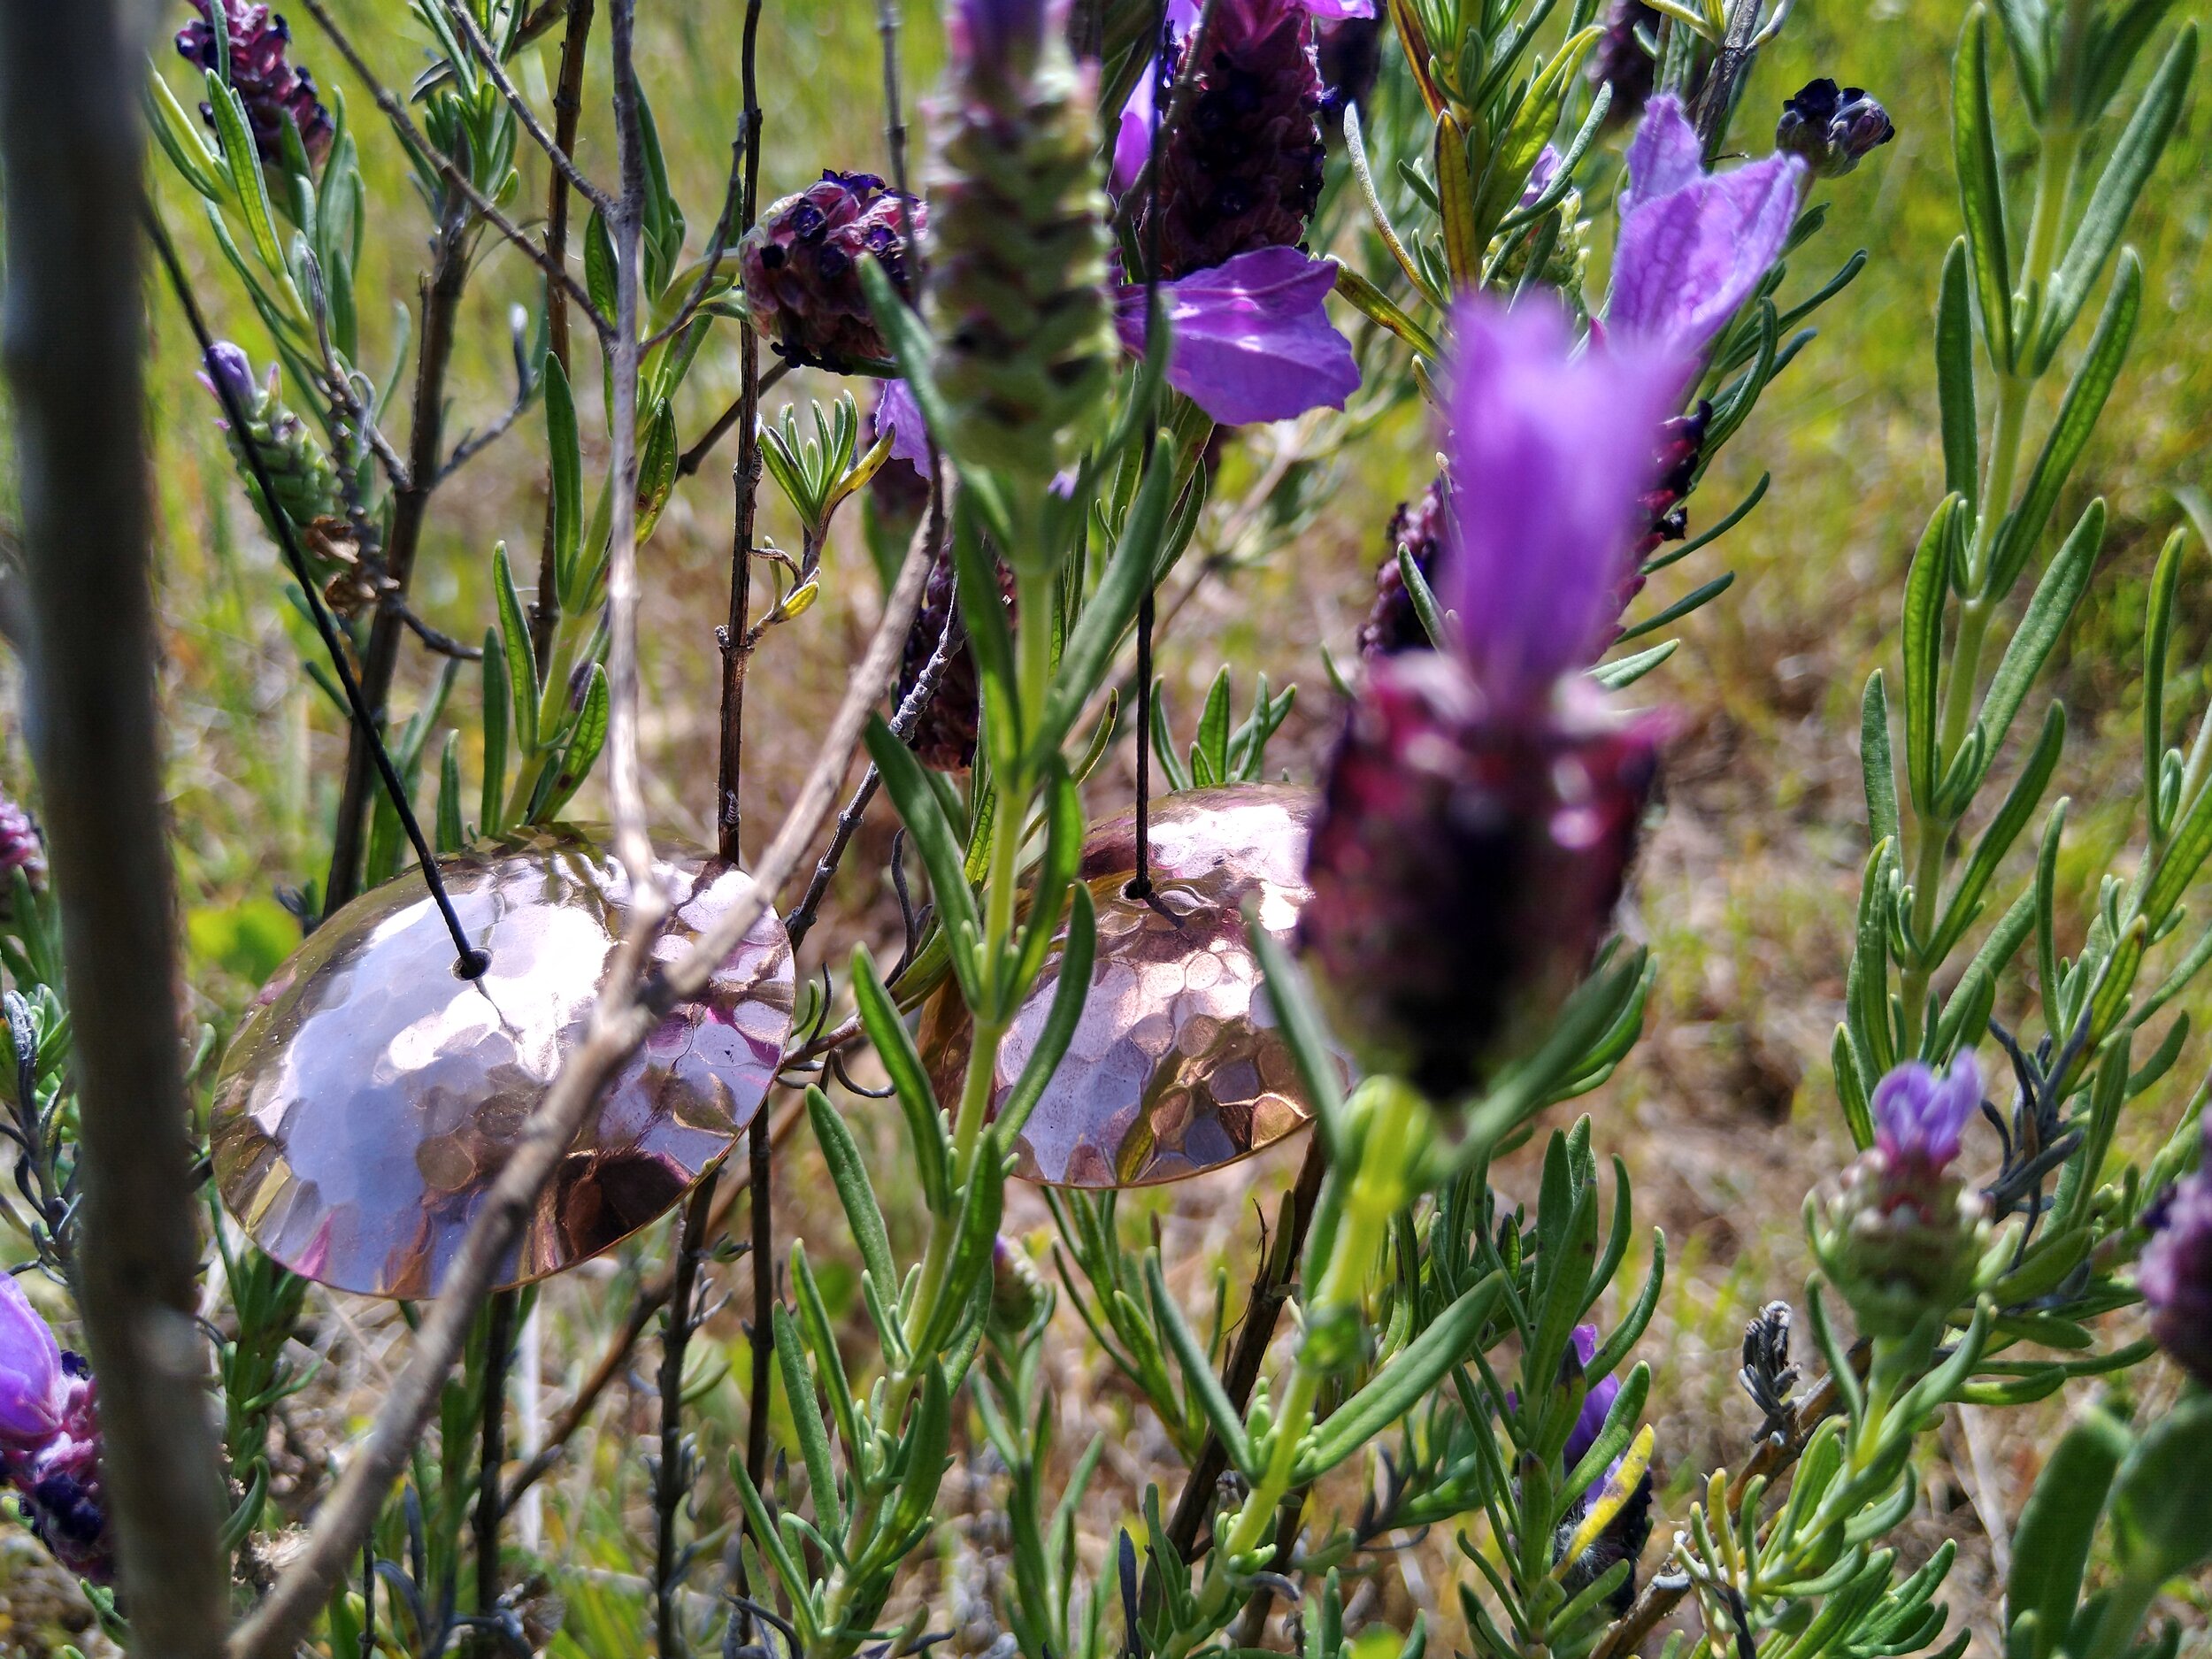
454 947 493 980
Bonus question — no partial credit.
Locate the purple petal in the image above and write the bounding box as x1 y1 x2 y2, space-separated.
1438 296 1686 710
1113 58 1160 192
1519 145 1562 209
201 341 257 411
1114 247 1360 426
1619 95 1707 213
0 1275 64 1448
1564 1323 1620 1468
1609 150 1803 360
1299 0 1376 14
873 380 933 472
1872 1052 1981 1169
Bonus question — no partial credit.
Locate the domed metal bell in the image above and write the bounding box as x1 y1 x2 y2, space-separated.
919 783 1333 1187
211 828 795 1297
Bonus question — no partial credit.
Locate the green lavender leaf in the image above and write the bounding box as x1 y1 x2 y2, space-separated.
1295 1273 1503 1482
805 1086 895 1305
1143 1254 1255 1479
852 945 950 1217
1955 10 2014 369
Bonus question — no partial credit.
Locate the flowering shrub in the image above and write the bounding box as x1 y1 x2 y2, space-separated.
0 1 2204 1658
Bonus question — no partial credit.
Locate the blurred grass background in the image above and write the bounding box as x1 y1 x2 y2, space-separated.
1 0 2208 1651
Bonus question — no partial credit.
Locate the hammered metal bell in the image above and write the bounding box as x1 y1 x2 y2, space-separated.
919 783 1332 1187
211 829 795 1297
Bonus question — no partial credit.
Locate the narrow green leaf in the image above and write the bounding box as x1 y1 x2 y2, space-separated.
1592 641 1678 691
2110 1389 2212 1584
1296 1274 1503 1481
852 945 951 1216
1974 500 2104 782
206 73 291 289
998 884 1095 1145
773 1302 844 1532
805 1086 896 1304
726 1454 822 1645
145 73 228 201
492 545 541 757
914 1134 1003 1358
545 356 581 587
1955 10 2014 368
1903 499 1960 811
1248 907 1347 1156
1863 672 1902 855
2145 526 2187 834
533 664 609 823
1994 256 2139 597
1932 701 2065 960
1143 1255 1256 1479
1617 572 1734 644
1033 439 1173 763
864 716 985 1003
1990 0 2050 119
1010 767 1082 995
1936 241 1980 507
1192 669 1232 788
1397 545 1448 649
2032 27 2196 372
790 1241 862 1463
435 733 463 855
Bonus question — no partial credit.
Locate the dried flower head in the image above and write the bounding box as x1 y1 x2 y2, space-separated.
175 0 333 166
738 171 924 372
1777 79 1897 178
2140 1141 2212 1386
1359 478 1448 658
1589 0 1662 125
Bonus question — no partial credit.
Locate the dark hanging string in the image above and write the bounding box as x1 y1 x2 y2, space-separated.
142 204 490 979
1126 0 1179 905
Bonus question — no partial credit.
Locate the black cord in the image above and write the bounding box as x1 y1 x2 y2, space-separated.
142 203 489 978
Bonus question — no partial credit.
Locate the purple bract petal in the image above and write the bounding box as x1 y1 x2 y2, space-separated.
1564 1323 1621 1470
873 380 933 472
1609 95 1805 362
1520 144 1563 208
1871 1052 1980 1171
201 342 258 413
1437 296 1686 711
0 1276 65 1451
1113 247 1359 426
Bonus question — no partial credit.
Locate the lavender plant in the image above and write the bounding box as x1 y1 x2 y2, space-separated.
0 2 2203 1659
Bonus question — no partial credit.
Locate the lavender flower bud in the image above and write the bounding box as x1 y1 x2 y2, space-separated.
1359 478 1448 659
175 0 334 167
1776 79 1896 179
199 344 344 546
987 1235 1050 1341
0 1279 111 1583
0 793 47 903
1588 1 1660 125
2140 1148 2212 1386
895 537 1015 772
1813 1055 1988 1340
1300 655 1663 1102
926 0 1118 481
1136 0 1327 280
737 171 925 372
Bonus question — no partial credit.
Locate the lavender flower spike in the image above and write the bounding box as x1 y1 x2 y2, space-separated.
1870 1052 1980 1170
1114 247 1360 426
1607 96 1805 363
950 0 1064 91
0 1277 111 1582
1440 296 1685 711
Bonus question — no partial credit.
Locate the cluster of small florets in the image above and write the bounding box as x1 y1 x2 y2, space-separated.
0 1278 111 1583
2139 1138 2212 1386
1359 480 1448 659
738 172 926 372
175 0 334 165
1777 79 1896 177
0 791 46 902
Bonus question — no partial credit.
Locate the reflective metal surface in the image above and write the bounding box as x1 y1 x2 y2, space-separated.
211 831 795 1296
921 784 1330 1187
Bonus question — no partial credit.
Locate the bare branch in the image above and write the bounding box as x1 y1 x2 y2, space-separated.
0 2 229 1646
437 0 617 219
294 0 612 337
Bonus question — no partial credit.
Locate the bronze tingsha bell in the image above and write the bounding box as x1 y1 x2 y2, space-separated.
918 783 1336 1187
210 827 795 1297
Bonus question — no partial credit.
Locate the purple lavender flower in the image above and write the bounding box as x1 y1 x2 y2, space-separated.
175 0 333 166
1607 96 1805 364
738 172 926 372
1871 1053 1980 1171
1815 1054 1988 1338
950 0 1065 91
0 792 47 902
203 340 258 411
0 1278 110 1583
1563 1324 1620 1470
1299 299 1683 1101
2140 1147 2212 1386
1113 246 1359 426
1437 298 1686 711
1777 79 1896 178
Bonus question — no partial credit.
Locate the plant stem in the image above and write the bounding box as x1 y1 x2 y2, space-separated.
717 0 768 867
326 202 472 910
475 1290 517 1612
532 0 596 673
659 1177 720 1657
0 1 231 1640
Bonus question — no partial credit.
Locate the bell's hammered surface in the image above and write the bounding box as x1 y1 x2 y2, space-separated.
921 784 1328 1187
211 834 795 1296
